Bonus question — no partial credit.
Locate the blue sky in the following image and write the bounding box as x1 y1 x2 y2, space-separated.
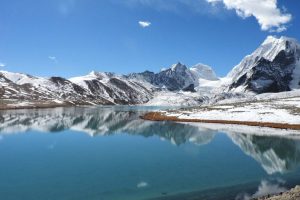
0 0 299 78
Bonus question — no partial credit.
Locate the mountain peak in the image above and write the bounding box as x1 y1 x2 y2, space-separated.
171 62 187 71
227 35 300 79
190 63 218 81
88 71 115 78
257 35 300 62
262 35 298 45
89 70 97 76
227 35 300 93
262 35 280 45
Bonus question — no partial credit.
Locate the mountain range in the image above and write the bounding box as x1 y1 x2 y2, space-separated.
1 35 300 107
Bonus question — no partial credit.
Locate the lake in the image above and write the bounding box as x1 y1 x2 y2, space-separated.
0 106 300 200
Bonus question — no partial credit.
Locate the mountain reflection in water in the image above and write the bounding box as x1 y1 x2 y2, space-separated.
0 106 300 175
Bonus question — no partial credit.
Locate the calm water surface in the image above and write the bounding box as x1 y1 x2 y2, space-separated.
0 106 300 200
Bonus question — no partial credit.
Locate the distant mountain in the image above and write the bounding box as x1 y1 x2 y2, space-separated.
69 71 154 104
227 36 300 94
0 71 103 103
0 62 218 105
127 62 218 92
1 35 300 107
135 62 197 91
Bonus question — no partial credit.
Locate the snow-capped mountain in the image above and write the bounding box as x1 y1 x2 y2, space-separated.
152 62 197 91
0 70 103 103
67 62 221 105
129 62 198 92
190 63 218 81
0 62 218 106
1 35 300 107
227 36 300 94
69 71 154 104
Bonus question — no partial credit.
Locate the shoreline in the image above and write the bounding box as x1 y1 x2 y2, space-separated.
0 104 72 110
2 100 300 131
141 112 300 130
253 185 300 200
0 100 113 111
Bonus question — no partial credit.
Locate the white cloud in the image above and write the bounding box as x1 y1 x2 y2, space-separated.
139 21 151 28
48 56 58 63
206 0 292 32
0 62 6 67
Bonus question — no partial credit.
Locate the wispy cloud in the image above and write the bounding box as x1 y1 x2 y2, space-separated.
48 56 58 63
0 62 6 67
139 21 151 28
206 0 292 32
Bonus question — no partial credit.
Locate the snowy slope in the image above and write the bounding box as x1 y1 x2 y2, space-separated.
0 61 219 106
162 96 300 125
0 70 109 104
227 36 300 79
68 62 220 105
69 71 154 104
227 36 300 93
190 63 218 81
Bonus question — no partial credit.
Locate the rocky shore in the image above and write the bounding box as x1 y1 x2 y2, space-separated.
253 186 300 200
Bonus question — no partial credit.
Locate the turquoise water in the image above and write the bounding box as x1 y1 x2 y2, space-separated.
0 106 300 200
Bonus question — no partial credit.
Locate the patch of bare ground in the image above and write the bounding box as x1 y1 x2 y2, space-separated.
281 106 300 115
141 112 300 130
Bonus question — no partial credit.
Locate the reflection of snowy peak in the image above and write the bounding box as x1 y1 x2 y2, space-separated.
227 36 300 93
0 107 216 146
228 133 300 174
2 107 300 175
